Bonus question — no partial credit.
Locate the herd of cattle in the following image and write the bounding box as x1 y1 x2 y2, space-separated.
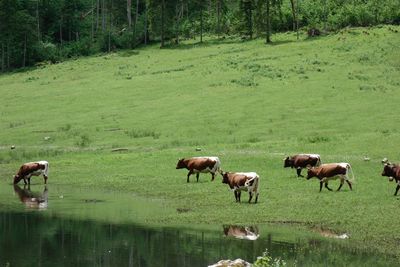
12 154 400 203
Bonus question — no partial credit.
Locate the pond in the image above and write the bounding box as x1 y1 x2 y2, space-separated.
0 182 397 267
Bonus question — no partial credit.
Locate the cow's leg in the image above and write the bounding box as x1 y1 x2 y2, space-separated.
248 192 253 203
187 170 193 183
237 191 241 202
255 193 259 203
211 172 215 181
234 191 238 202
325 182 333 191
44 175 48 184
337 177 344 191
319 181 323 192
296 168 303 177
23 177 27 185
196 173 200 182
346 180 353 191
394 184 400 196
337 182 344 191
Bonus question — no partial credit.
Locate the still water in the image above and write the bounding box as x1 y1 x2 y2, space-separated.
0 183 398 267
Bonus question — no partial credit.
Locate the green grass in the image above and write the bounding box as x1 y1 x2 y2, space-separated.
1 26 400 257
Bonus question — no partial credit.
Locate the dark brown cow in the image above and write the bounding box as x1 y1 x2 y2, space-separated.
381 163 400 196
284 154 321 177
176 157 220 183
13 161 49 185
13 184 48 209
307 163 354 192
223 225 259 240
220 171 259 203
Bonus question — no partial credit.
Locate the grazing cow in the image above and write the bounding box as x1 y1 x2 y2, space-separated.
220 171 259 203
307 163 354 192
223 225 259 240
381 163 400 196
176 157 220 183
13 161 49 185
284 154 321 177
13 184 48 209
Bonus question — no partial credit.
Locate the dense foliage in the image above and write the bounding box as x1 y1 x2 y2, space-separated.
0 0 399 71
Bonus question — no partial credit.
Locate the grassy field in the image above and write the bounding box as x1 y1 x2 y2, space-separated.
0 25 400 257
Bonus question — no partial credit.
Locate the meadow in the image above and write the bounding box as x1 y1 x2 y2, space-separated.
0 25 400 258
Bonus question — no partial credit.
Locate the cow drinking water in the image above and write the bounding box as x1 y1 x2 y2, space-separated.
284 154 321 177
220 171 259 203
307 163 354 192
176 157 220 183
13 161 49 185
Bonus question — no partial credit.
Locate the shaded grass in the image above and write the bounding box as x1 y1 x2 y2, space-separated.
0 26 399 258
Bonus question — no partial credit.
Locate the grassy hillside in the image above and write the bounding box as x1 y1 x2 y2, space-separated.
1 26 400 256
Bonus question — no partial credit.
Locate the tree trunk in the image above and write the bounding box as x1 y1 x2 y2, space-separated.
23 33 27 68
133 0 139 46
96 0 100 31
200 7 203 43
289 0 296 31
60 15 63 46
1 42 4 72
296 0 299 40
161 0 165 48
6 40 10 69
102 0 106 32
92 0 95 41
36 0 41 41
108 0 113 52
217 0 220 38
144 4 148 45
127 0 132 29
266 0 271 43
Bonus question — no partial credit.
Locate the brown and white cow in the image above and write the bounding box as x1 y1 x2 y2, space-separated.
13 160 49 185
306 163 354 192
284 154 321 177
176 157 221 183
223 225 260 240
381 163 400 196
220 171 259 203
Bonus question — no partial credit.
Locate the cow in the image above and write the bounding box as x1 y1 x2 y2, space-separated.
306 163 354 192
223 225 260 240
284 154 321 177
381 163 400 196
220 171 259 203
13 184 48 209
13 160 49 185
176 157 220 183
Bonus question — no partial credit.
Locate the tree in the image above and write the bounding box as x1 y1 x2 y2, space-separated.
240 0 254 38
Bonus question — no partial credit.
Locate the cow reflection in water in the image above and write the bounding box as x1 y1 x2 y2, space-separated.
13 184 48 209
223 225 259 241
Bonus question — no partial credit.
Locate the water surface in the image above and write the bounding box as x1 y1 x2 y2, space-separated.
0 183 397 267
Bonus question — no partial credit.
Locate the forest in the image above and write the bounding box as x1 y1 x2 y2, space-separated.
0 0 399 71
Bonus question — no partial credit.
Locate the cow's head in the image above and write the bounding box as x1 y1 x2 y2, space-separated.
306 167 316 180
219 170 229 184
13 174 21 184
283 156 293 168
176 158 186 169
382 164 395 181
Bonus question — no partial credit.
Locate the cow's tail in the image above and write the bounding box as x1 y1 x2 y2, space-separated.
347 164 355 182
